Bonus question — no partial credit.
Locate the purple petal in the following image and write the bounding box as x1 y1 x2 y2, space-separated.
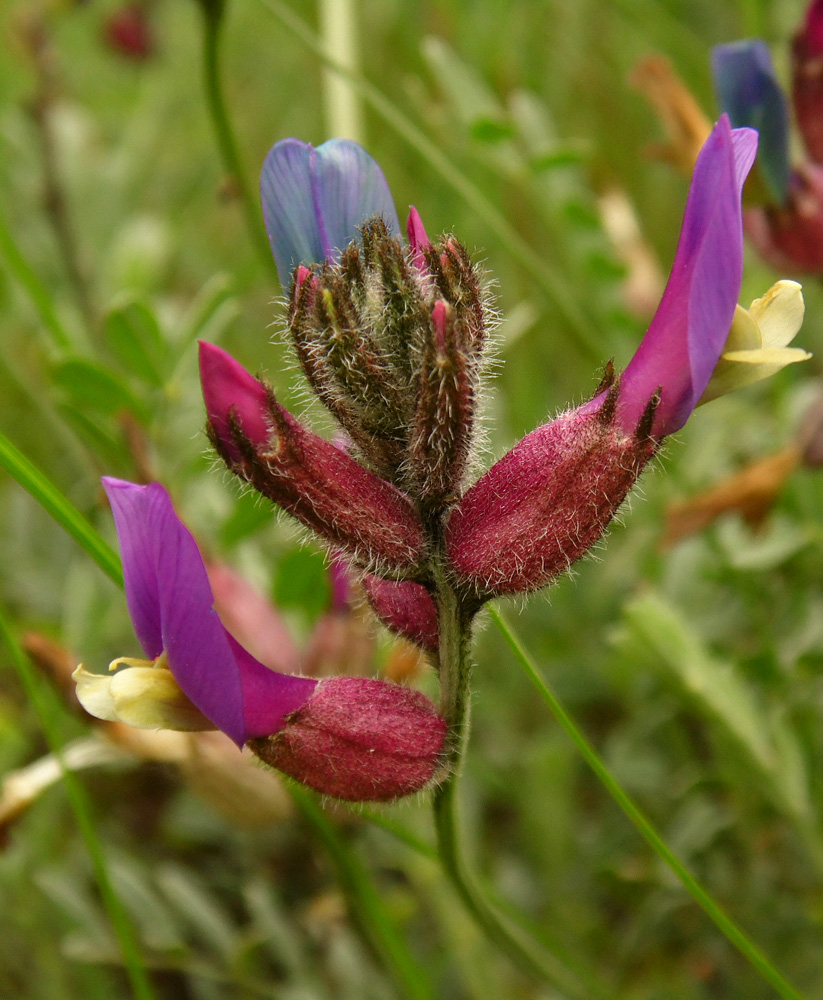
617 117 757 437
712 41 790 203
103 477 165 659
261 138 400 285
105 479 316 746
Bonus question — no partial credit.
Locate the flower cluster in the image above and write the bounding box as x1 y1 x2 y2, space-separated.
78 114 807 804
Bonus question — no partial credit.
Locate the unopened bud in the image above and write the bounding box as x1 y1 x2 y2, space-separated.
406 300 475 508
362 576 439 652
200 341 427 576
248 676 447 801
445 387 657 600
284 214 493 497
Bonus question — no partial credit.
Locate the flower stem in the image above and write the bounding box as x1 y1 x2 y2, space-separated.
429 557 606 998
490 606 810 1000
198 3 276 277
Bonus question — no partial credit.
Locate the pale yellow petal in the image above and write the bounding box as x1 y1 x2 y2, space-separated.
724 304 762 352
73 664 214 732
73 665 120 721
701 347 812 403
747 280 805 349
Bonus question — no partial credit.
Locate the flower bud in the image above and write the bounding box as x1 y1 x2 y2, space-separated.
285 215 493 500
407 300 476 508
362 576 439 652
445 381 657 600
248 677 447 801
199 341 427 576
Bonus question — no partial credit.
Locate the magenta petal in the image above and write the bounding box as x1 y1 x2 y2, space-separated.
617 117 757 437
199 341 271 459
226 634 317 739
406 206 431 271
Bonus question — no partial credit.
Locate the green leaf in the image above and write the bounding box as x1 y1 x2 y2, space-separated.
104 298 167 388
53 358 150 423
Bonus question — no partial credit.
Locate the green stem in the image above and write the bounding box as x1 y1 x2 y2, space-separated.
199 4 276 276
429 559 605 998
490 606 810 1000
0 430 122 587
288 784 435 1000
0 608 155 1000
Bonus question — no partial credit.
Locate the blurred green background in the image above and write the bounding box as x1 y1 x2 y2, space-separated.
1 0 823 997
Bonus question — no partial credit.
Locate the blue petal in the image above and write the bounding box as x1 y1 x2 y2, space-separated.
712 40 790 203
260 138 400 285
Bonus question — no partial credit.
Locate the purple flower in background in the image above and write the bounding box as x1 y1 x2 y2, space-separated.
712 41 790 204
710 4 823 273
74 478 446 801
261 138 401 285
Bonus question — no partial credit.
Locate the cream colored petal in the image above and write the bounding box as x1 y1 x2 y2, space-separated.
73 664 214 732
701 347 812 403
724 304 763 352
747 280 805 349
74 665 120 721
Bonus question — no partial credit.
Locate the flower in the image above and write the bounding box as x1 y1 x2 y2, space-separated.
74 478 447 802
444 117 757 598
712 41 790 204
260 137 400 286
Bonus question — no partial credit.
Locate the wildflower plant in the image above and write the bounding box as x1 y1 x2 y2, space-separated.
2 5 821 997
79 115 799 808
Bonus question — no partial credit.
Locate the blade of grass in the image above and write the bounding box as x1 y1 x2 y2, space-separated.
0 206 74 352
260 0 602 362
0 430 122 587
0 607 155 1000
490 605 809 1000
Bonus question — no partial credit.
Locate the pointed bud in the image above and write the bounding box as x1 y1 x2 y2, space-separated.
793 0 823 164
445 395 657 600
406 300 476 508
199 342 426 576
248 677 447 801
362 576 439 652
407 206 431 271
